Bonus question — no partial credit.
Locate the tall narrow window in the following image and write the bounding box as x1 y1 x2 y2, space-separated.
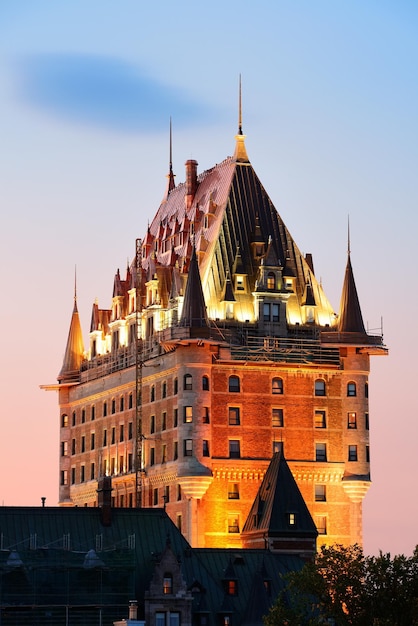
162 412 167 430
365 413 369 430
120 424 124 441
348 445 358 461
163 574 173 594
228 407 240 425
174 408 178 427
316 515 327 535
272 408 284 427
184 439 193 457
228 515 240 533
347 382 357 397
184 374 193 390
174 378 178 394
347 412 357 429
273 441 283 454
315 484 326 501
150 415 155 434
267 272 276 290
103 402 107 417
61 414 68 427
91 433 95 450
150 448 155 466
229 440 241 458
61 441 68 457
91 406 95 421
111 399 116 415
202 440 210 457
228 483 240 500
184 406 193 423
128 422 133 439
128 393 133 409
366 445 370 462
315 410 326 428
202 375 210 391
120 396 124 412
173 441 178 460
162 381 167 398
272 378 283 394
315 443 327 462
203 407 210 423
314 379 326 396
229 375 240 392
150 386 155 402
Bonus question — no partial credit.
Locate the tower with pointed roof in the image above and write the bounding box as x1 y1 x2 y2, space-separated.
45 101 387 549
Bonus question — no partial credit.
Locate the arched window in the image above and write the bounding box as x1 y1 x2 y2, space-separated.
150 386 155 402
184 374 193 391
202 375 210 391
347 382 356 397
163 574 173 594
229 375 240 393
314 379 326 397
162 381 167 398
267 272 276 290
272 377 283 394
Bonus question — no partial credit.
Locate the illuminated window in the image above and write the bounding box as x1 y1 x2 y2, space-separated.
347 412 357 429
315 443 327 462
184 439 193 457
229 440 241 458
347 382 357 397
272 408 284 427
202 440 210 457
163 574 173 594
228 515 240 533
316 515 327 535
348 445 358 461
184 406 193 423
61 414 68 427
229 375 240 392
202 375 210 390
315 379 326 396
272 378 283 394
228 483 240 500
315 484 326 502
184 374 193 390
226 579 237 595
228 407 240 425
267 272 276 290
288 512 296 526
61 441 68 457
315 410 326 428
235 275 244 291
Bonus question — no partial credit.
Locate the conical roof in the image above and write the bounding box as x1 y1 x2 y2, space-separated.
58 299 84 383
179 246 209 329
338 253 365 333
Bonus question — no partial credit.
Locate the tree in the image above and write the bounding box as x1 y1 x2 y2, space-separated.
264 544 418 626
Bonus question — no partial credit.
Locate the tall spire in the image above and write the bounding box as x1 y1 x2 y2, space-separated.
58 271 85 383
234 75 249 163
164 117 176 199
179 246 209 331
338 227 366 334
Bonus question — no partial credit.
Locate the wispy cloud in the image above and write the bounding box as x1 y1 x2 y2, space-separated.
15 53 215 133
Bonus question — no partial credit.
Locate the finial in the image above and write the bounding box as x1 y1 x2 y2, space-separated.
165 117 176 196
347 215 351 256
238 74 243 135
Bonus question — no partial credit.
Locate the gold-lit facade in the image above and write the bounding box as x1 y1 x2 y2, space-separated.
47 123 387 548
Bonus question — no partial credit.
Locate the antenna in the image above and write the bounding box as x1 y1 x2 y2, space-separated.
347 215 351 256
238 74 243 135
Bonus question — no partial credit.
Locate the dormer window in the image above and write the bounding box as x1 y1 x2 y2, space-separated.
226 579 237 595
235 276 245 291
288 512 296 526
267 272 276 290
163 573 173 594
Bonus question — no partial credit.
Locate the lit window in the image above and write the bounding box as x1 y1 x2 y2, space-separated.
184 406 193 423
184 374 193 390
288 512 296 525
347 412 357 429
229 440 241 458
315 410 326 428
228 407 240 425
228 515 240 533
226 579 237 595
348 445 358 461
163 574 173 594
315 379 326 396
315 484 326 502
229 375 240 392
228 483 240 500
347 382 357 397
235 276 244 291
315 443 327 462
267 272 276 290
61 441 68 457
272 408 284 427
61 414 68 427
272 378 283 394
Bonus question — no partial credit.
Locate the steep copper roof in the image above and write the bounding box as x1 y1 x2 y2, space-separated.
57 299 84 383
338 253 366 334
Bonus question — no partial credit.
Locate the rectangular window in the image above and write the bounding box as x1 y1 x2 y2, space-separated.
111 399 116 414
162 444 167 464
315 410 326 428
315 443 327 462
120 424 124 441
150 448 155 466
173 408 178 427
315 380 326 396
366 445 370 463
184 439 193 457
365 413 369 430
272 303 280 322
91 406 95 421
177 485 182 501
120 397 124 412
228 515 240 533
173 441 178 460
229 440 241 458
80 466 85 483
203 407 210 423
153 488 159 506
103 402 107 417
347 412 357 429
128 453 133 471
111 427 116 444
91 433 95 450
228 483 240 500
90 462 95 480
119 455 124 473
164 485 170 505
272 408 284 427
315 484 326 502
184 406 193 423
71 468 76 485
150 415 155 434
129 393 133 409
177 514 182 530
170 612 180 626
162 412 167 430
81 409 86 424
348 445 358 461
71 438 76 455
316 515 327 535
202 440 210 457
103 429 107 446
61 441 68 457
128 422 133 439
263 302 271 322
228 407 240 425
81 436 85 453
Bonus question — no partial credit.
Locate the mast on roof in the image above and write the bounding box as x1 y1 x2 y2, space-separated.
234 74 249 163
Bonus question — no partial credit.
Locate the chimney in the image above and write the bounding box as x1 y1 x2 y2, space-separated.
129 600 138 620
97 476 113 527
185 159 198 209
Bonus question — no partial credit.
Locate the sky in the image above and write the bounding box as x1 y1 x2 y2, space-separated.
0 1 417 557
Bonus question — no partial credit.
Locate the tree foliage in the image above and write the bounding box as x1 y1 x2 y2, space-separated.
264 544 418 626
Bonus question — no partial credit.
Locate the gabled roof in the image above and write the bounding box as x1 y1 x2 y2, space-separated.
57 298 84 383
242 452 317 542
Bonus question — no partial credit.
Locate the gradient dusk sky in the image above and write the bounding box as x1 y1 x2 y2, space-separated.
0 1 417 557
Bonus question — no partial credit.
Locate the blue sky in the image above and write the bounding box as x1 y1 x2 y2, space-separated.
0 1 417 556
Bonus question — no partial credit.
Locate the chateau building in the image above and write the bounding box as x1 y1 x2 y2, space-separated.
44 117 387 550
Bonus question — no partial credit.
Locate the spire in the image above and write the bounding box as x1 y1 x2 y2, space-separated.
58 275 84 383
164 117 176 199
234 75 249 163
338 226 366 334
179 246 209 330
